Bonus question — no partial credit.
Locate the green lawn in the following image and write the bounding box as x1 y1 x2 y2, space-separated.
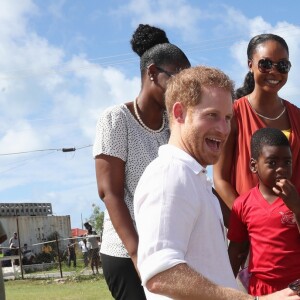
5 275 114 300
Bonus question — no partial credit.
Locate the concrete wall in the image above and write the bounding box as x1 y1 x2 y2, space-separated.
0 215 71 252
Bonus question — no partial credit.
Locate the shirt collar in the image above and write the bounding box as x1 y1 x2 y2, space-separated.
158 144 207 175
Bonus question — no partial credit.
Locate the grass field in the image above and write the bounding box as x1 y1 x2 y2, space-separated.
5 275 114 300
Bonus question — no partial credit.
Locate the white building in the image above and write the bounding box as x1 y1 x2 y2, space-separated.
0 203 71 253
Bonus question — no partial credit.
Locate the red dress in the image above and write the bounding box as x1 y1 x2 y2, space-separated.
231 97 300 195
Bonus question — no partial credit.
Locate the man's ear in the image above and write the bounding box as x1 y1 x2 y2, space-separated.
173 102 185 123
250 158 257 173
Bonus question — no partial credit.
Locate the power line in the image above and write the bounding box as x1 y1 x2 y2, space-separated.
0 144 92 156
0 24 299 80
0 151 57 174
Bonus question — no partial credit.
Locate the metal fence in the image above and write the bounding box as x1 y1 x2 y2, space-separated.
0 218 101 281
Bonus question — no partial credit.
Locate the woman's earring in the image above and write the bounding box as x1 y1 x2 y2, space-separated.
150 77 154 81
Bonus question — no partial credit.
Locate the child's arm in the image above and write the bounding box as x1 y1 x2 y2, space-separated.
273 179 300 233
228 241 247 277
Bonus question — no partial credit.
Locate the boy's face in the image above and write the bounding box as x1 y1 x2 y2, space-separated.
251 145 292 190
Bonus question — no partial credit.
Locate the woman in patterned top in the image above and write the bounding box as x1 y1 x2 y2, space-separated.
93 24 190 300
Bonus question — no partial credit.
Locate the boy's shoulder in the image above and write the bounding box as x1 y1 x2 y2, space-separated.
233 186 258 210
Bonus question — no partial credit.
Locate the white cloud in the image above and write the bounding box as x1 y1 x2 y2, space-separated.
0 121 48 153
103 67 140 104
46 56 140 141
0 1 143 230
0 0 141 151
248 17 273 36
114 0 202 41
0 0 37 39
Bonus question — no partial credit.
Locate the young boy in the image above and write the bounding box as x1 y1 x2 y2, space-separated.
228 127 300 296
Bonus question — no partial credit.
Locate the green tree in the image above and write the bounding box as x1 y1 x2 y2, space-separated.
87 204 104 235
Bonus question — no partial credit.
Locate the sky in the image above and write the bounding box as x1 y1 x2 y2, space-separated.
1 0 300 229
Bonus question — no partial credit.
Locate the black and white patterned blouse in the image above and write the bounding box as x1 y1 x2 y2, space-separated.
93 104 169 258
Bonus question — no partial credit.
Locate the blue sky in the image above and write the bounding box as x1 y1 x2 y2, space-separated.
1 0 300 229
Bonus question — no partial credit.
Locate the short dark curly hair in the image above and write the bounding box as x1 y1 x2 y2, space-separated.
130 24 169 57
250 127 290 160
130 24 189 73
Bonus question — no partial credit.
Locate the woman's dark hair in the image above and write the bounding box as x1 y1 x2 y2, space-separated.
130 24 189 74
251 127 290 160
235 34 289 99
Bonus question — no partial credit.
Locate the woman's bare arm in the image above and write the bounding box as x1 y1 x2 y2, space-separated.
95 154 139 267
213 117 239 209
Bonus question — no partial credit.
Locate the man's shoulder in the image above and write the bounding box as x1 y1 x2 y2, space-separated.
136 153 199 207
141 152 189 184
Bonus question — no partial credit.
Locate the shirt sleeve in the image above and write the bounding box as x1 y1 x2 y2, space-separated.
135 162 200 285
93 106 128 161
227 200 248 242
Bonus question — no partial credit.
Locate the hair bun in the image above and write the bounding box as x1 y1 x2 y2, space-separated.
130 24 169 57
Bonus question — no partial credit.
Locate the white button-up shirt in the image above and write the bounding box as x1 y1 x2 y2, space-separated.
134 144 237 299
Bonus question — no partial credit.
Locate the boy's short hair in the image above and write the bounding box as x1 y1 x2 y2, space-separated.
250 128 290 160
